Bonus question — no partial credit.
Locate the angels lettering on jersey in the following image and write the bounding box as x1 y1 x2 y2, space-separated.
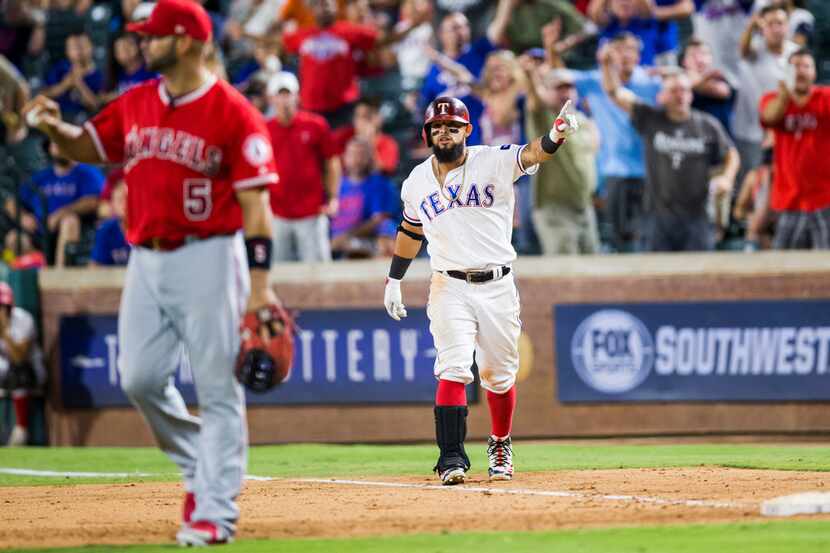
124 126 222 174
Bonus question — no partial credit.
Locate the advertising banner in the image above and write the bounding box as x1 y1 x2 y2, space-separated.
60 309 442 408
555 300 830 402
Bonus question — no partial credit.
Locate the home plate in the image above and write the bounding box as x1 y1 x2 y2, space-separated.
761 492 830 517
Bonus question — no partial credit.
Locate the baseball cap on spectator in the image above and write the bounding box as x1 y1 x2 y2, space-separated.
127 0 212 42
267 71 300 96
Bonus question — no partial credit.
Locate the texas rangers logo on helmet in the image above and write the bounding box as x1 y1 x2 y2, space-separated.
424 96 470 125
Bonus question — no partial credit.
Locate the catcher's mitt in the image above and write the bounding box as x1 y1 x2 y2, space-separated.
236 303 295 393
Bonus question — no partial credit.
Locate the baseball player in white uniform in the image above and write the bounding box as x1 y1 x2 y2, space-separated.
383 96 579 485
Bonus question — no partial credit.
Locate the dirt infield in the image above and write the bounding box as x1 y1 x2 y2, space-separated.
4 467 830 549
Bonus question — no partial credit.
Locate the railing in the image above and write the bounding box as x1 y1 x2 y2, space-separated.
0 152 51 262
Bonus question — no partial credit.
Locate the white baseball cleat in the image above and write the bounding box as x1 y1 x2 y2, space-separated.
438 466 467 486
487 436 514 481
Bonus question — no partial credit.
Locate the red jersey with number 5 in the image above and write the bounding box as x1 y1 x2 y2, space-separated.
85 76 278 244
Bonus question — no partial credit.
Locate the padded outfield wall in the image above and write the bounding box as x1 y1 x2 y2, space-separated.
41 251 830 446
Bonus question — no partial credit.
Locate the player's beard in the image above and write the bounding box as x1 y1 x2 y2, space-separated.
433 141 465 163
146 41 179 73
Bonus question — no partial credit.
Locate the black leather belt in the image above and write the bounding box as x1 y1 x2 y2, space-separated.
445 266 511 283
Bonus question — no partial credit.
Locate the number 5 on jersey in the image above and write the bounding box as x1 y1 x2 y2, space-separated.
184 178 212 221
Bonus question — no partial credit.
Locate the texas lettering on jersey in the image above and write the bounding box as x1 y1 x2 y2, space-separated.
401 144 538 272
418 183 495 222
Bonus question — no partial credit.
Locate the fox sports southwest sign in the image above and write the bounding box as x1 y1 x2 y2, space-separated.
555 301 830 402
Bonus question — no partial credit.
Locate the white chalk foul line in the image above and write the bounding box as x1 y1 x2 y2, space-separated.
0 468 160 478
0 467 275 481
0 469 747 510
297 478 746 510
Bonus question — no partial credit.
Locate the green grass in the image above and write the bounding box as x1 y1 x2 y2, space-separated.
4 444 830 552
7 521 830 553
2 442 830 486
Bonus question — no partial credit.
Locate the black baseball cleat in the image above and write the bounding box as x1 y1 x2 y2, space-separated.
433 405 471 486
487 436 514 481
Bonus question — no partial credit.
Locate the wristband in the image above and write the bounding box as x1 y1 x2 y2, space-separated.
541 132 561 154
245 236 272 270
389 254 413 280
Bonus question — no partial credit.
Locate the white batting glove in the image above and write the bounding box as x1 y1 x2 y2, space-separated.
551 99 580 144
384 278 407 321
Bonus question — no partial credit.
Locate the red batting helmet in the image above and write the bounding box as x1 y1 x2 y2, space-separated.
422 96 472 147
0 283 13 307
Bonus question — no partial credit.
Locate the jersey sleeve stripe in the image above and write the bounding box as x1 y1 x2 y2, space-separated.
233 173 279 190
403 208 421 225
516 143 540 176
516 144 530 175
83 122 110 163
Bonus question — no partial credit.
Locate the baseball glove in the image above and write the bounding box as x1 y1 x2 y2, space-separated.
236 303 295 393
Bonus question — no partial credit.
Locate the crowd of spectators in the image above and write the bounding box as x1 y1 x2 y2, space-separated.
0 0 828 268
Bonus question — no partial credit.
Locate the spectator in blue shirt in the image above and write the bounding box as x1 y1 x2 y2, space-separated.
420 2 512 112
43 32 103 123
5 141 103 267
90 178 130 266
330 138 398 259
231 36 283 89
588 0 667 66
651 0 695 64
551 31 661 251
110 32 156 95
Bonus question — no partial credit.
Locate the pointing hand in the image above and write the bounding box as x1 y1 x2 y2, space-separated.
553 99 580 144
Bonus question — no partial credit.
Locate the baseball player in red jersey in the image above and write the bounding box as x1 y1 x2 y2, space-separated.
24 0 278 545
384 96 578 485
